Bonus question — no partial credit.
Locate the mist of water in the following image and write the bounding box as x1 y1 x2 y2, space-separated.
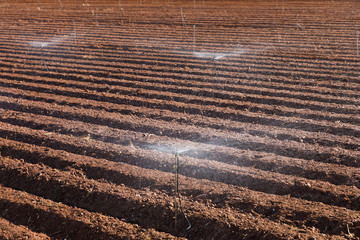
147 144 196 155
28 33 75 48
193 48 247 60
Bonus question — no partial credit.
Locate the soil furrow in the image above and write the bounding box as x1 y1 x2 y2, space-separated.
1 94 359 169
4 56 357 109
1 121 360 212
2 108 360 189
2 49 360 98
2 57 360 109
0 156 332 239
1 73 359 130
2 0 360 238
2 36 360 72
2 41 360 80
0 185 177 240
0 138 359 237
1 85 359 153
0 216 50 240
1 72 360 138
3 21 360 56
2 46 360 90
2 60 360 113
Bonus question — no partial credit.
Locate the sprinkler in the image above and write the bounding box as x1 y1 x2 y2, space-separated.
28 33 75 72
213 56 219 77
174 152 179 233
40 46 50 72
174 152 191 236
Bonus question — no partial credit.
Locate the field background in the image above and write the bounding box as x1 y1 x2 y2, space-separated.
0 0 360 239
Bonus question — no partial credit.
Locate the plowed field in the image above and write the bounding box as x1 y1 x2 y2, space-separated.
1 0 360 239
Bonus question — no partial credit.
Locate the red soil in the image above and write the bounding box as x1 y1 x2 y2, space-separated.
0 0 360 239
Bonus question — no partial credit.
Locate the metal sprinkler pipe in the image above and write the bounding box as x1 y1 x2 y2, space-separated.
41 46 50 72
174 152 179 234
213 57 217 77
174 152 191 236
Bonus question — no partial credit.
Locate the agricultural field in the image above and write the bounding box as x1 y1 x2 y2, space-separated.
0 0 360 239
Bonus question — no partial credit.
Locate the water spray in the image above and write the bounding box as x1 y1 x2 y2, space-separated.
174 152 191 236
28 33 76 72
180 7 186 27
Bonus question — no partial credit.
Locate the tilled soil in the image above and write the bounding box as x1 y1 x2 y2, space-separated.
0 0 360 239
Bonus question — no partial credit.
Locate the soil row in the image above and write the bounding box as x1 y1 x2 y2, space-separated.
1 135 360 238
1 67 359 138
2 91 360 178
2 14 359 58
0 67 358 148
1 36 360 79
2 42 360 90
0 183 179 239
4 69 358 142
0 216 50 240
1 93 360 186
1 50 359 108
1 113 360 214
2 68 359 133
1 154 339 239
0 151 350 239
1 1 360 239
